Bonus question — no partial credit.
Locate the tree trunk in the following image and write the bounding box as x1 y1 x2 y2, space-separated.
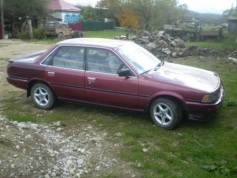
27 18 33 39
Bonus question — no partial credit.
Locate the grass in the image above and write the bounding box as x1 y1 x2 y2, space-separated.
83 30 129 38
2 57 237 177
186 32 237 50
29 30 130 44
1 32 237 177
186 40 237 51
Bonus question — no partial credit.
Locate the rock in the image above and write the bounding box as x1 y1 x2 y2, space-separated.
142 30 151 36
172 52 178 57
112 159 118 163
228 57 237 63
170 41 177 47
162 48 172 55
127 30 230 59
77 159 84 165
147 42 157 51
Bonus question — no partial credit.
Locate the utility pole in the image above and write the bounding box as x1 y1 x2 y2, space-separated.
0 0 4 39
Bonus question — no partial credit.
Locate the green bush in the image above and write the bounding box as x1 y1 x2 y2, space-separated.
33 28 45 39
18 30 30 39
18 28 46 40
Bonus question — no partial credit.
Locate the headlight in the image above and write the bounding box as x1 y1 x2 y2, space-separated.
202 94 217 103
202 88 221 103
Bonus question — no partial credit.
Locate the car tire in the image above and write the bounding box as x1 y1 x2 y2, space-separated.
31 83 55 110
150 98 182 129
57 32 64 38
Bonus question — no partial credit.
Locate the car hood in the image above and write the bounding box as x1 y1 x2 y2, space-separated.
9 50 46 63
147 62 220 93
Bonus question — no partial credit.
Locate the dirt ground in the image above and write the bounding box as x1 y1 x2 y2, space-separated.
0 40 139 178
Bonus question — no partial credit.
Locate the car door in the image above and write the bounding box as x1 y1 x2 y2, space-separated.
42 46 85 101
85 48 139 109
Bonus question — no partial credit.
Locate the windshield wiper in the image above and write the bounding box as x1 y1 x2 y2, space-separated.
141 60 165 75
140 68 153 75
154 60 165 71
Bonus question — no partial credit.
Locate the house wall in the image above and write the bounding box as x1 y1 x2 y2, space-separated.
49 11 81 23
62 11 80 23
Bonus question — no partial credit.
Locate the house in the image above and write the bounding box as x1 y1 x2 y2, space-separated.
47 0 82 31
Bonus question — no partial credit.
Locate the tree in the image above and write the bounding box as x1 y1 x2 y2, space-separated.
119 9 139 29
178 3 188 11
96 0 124 25
129 0 182 31
222 7 237 20
154 0 182 29
96 0 182 31
4 0 49 35
4 0 49 21
129 0 157 31
81 6 97 21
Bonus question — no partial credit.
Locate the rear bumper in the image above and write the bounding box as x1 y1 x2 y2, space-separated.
6 76 28 90
186 86 225 121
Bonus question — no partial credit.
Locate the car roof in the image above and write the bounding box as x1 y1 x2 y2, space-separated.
57 38 133 48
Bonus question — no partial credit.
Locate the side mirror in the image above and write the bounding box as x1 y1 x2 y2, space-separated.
118 68 132 77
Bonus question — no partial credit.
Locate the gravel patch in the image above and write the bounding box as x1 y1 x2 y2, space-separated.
0 116 137 177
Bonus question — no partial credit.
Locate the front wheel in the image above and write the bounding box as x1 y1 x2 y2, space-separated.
150 98 182 129
31 83 55 109
57 32 64 38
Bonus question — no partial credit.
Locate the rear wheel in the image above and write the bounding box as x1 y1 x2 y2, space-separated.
150 98 182 129
31 83 55 109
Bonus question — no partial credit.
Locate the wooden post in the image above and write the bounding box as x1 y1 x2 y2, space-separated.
27 16 33 39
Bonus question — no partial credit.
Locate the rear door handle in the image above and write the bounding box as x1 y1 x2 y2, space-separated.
48 72 55 76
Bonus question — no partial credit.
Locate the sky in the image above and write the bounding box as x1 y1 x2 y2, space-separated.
65 0 235 14
178 0 235 14
64 0 99 7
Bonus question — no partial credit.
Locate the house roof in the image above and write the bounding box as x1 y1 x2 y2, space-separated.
47 0 80 12
228 16 237 21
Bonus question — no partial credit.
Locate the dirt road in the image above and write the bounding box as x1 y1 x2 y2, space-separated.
0 39 51 58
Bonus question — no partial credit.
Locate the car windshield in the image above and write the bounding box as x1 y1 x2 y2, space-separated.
116 43 161 74
46 22 57 27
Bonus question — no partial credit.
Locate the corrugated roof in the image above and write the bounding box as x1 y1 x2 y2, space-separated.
47 0 80 11
228 16 237 21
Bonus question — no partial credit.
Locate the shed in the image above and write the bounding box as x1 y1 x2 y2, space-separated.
228 16 237 32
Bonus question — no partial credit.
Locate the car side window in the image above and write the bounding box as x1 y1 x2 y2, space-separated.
86 48 122 74
43 46 84 70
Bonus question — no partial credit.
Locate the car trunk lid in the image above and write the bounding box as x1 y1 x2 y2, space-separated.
9 50 46 64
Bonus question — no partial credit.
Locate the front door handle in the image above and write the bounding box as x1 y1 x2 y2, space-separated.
87 77 96 81
87 77 96 83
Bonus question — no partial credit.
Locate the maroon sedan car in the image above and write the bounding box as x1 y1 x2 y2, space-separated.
6 38 224 129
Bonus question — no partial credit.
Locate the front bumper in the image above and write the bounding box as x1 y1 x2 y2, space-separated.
185 85 225 121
